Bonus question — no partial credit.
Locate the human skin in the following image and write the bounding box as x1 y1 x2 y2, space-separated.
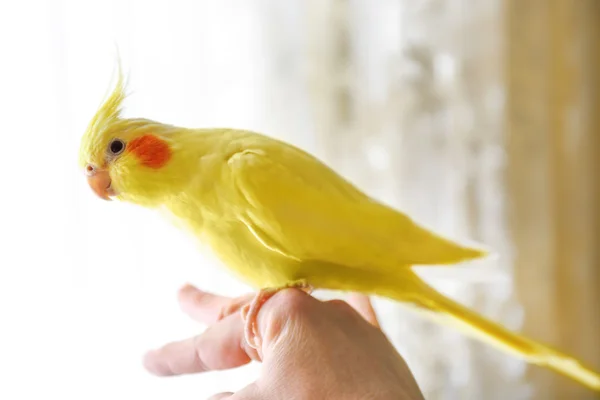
143 285 425 400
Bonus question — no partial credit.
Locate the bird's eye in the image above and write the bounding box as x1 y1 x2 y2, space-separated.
108 139 126 156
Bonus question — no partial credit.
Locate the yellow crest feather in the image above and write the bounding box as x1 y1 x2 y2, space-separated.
78 58 128 168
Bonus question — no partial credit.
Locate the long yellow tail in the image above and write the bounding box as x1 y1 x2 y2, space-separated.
382 278 600 391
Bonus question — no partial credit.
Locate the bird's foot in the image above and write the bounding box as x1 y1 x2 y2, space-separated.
241 281 313 349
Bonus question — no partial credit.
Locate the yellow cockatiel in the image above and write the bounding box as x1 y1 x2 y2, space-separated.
79 71 600 392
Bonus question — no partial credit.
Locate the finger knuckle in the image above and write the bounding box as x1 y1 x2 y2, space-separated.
217 304 236 321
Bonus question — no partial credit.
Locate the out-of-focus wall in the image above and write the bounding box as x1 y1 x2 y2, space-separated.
506 1 600 399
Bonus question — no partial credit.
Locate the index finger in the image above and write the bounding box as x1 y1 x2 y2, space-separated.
178 284 254 325
143 312 257 376
144 290 313 377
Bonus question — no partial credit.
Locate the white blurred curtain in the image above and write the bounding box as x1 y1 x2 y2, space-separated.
1 2 274 399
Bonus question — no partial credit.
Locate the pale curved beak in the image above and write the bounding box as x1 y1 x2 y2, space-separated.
86 168 116 201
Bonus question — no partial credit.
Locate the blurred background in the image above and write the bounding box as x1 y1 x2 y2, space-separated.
0 1 598 399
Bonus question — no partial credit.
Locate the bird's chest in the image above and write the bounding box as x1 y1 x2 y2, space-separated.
200 219 297 288
166 179 299 289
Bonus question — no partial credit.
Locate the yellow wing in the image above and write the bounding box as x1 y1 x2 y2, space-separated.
227 148 486 269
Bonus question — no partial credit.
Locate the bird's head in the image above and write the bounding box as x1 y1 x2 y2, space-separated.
78 72 191 207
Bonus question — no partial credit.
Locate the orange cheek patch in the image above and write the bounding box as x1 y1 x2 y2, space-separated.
127 134 172 169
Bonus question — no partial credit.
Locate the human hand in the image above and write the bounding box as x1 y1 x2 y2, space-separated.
143 285 425 400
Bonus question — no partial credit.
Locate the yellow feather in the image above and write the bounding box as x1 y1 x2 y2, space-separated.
78 59 127 169
79 91 600 391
